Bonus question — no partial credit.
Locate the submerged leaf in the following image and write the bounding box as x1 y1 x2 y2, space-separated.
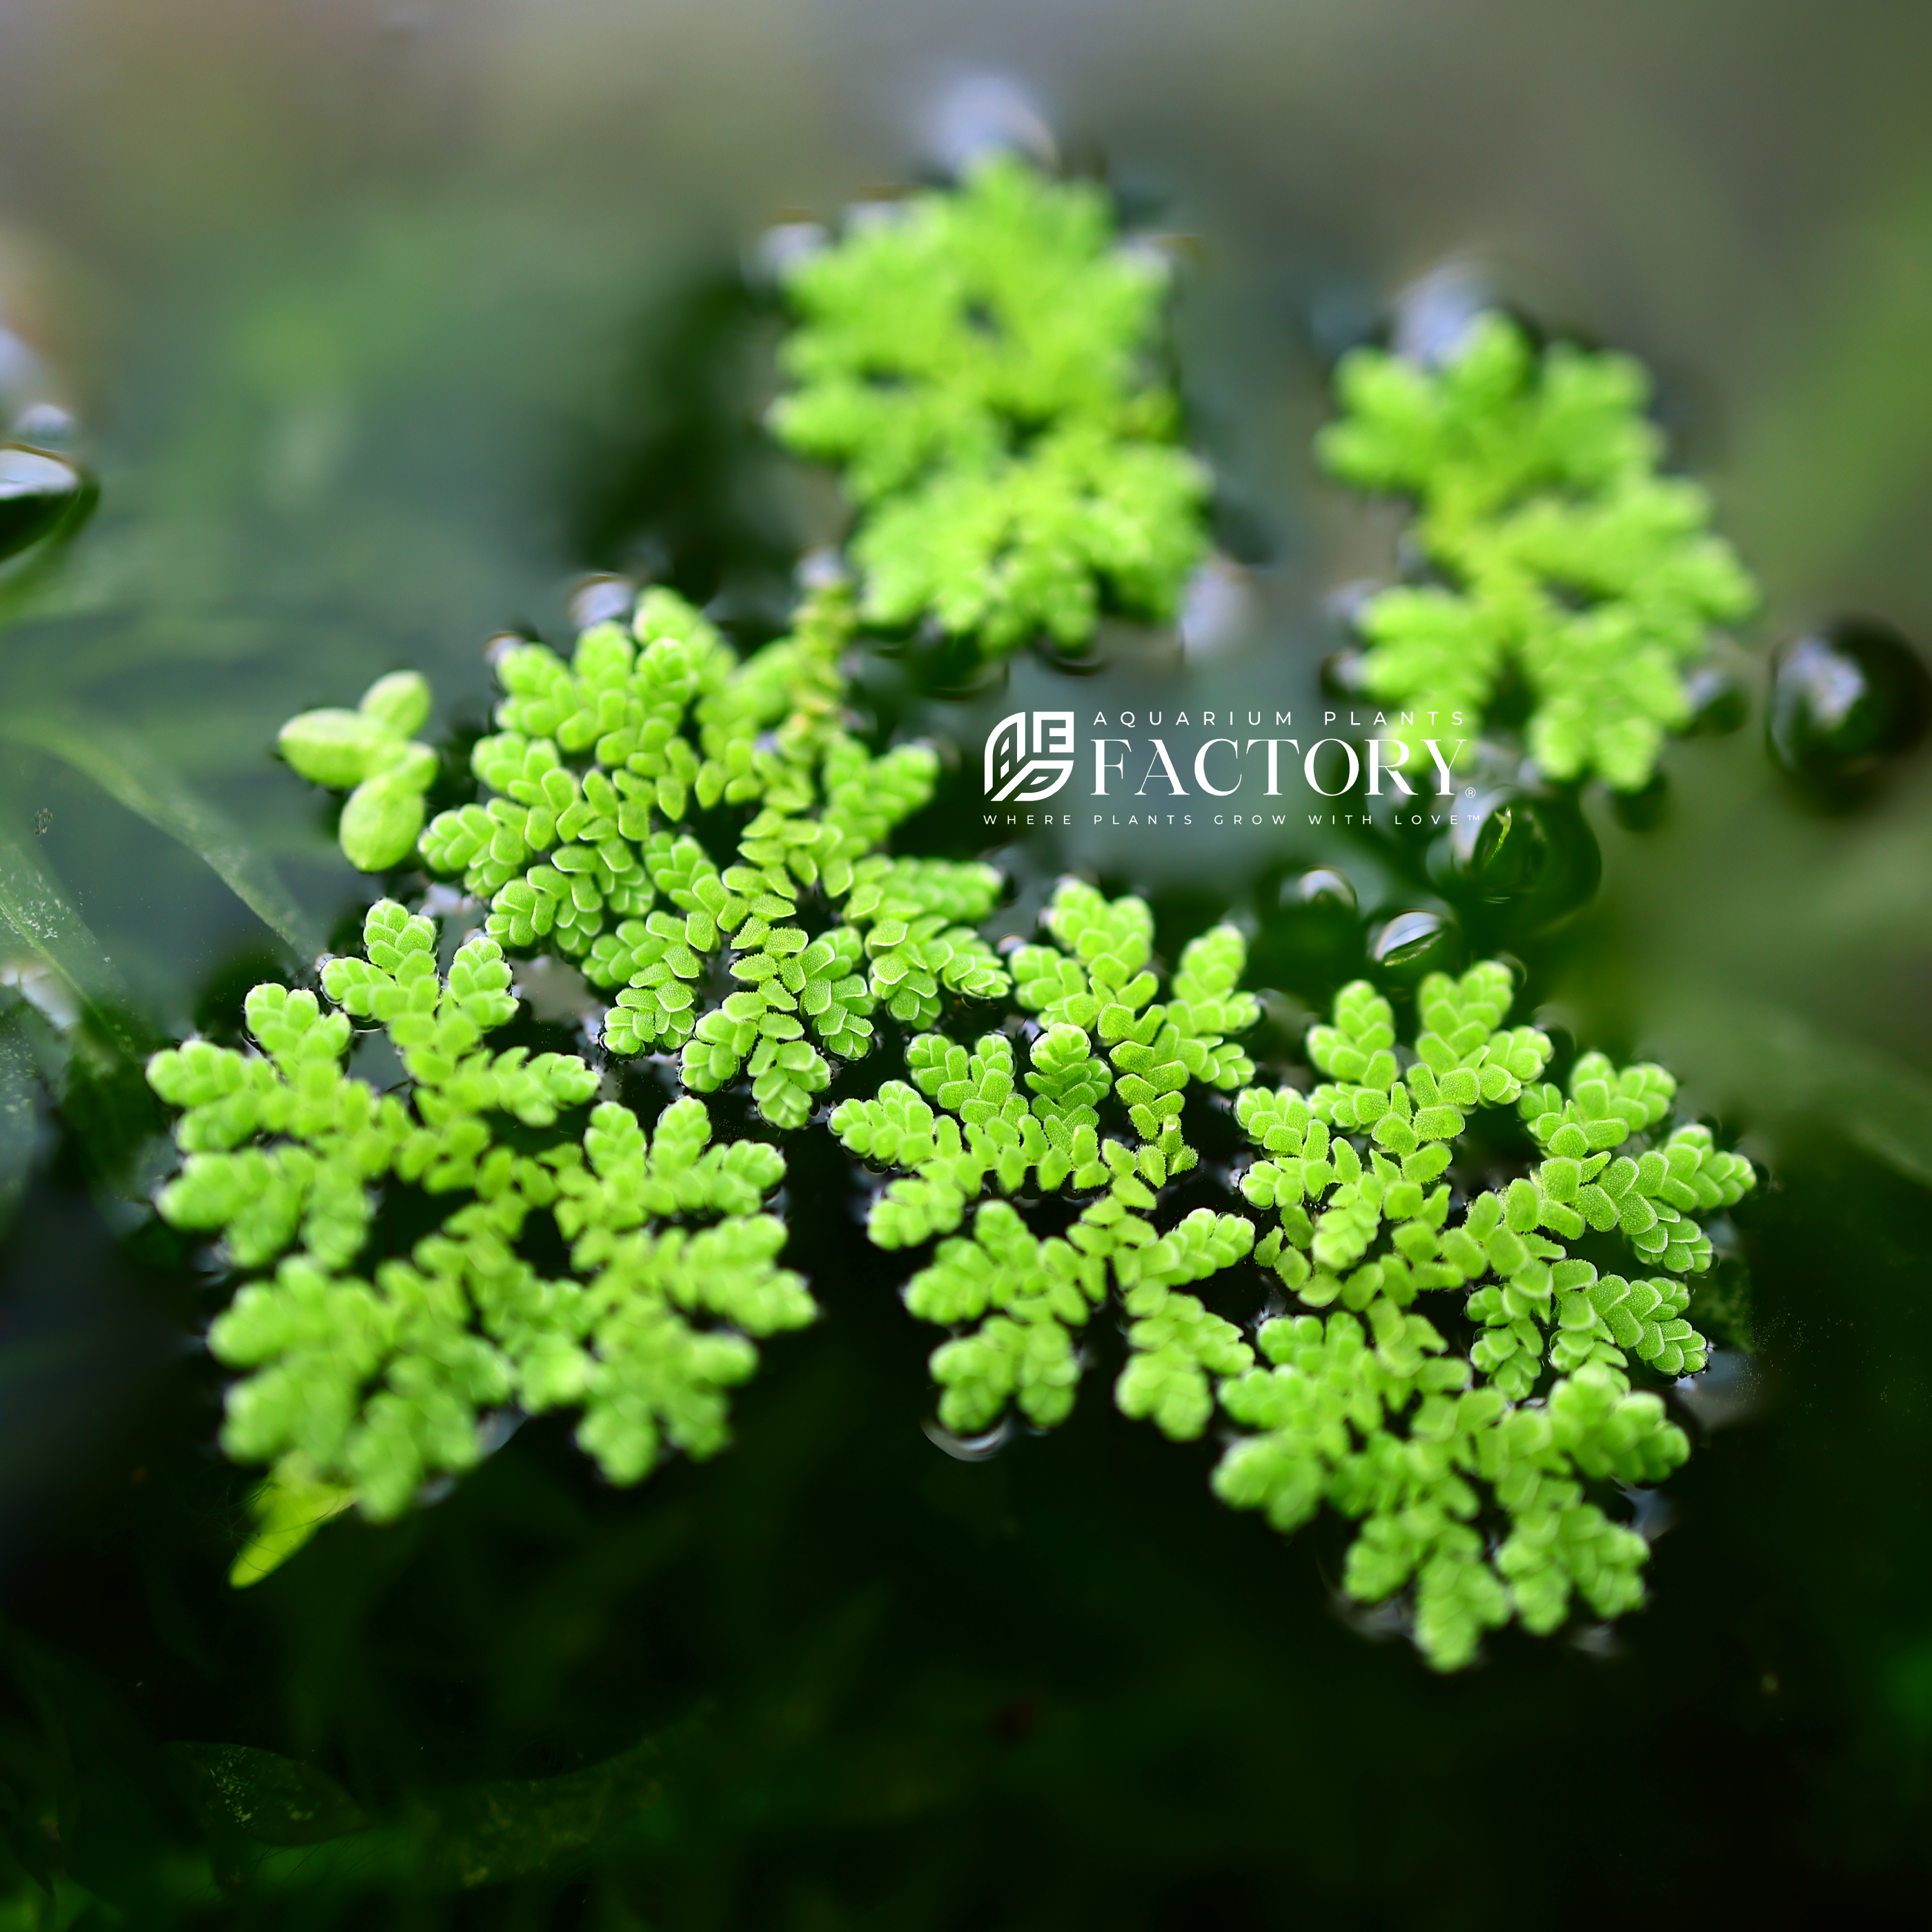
168 1742 368 1846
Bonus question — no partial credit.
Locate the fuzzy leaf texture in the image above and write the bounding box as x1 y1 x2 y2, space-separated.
1218 963 1755 1666
771 153 1209 655
146 900 812 1573
1319 313 1757 789
302 581 1015 1132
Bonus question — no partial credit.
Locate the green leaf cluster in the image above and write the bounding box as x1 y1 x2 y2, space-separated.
412 582 1012 1130
842 903 1754 1669
771 153 1208 656
833 880 1259 1441
237 185 1773 1668
1319 313 1757 789
145 899 811 1563
279 671 440 869
1214 967 1752 1666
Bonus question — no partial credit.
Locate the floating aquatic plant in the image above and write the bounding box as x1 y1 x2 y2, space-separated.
1321 313 1756 790
771 152 1209 656
831 884 1259 1437
210 163 1771 1665
279 671 441 871
413 581 1009 1131
838 887 1753 1668
146 899 811 1578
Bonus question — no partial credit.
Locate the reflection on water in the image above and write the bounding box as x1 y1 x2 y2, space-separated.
1768 617 1932 796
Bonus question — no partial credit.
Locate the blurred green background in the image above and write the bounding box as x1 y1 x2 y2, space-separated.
3 0 1932 1922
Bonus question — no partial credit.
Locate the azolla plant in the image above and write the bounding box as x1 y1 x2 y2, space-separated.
148 900 811 1581
144 153 1764 1667
834 892 1751 1668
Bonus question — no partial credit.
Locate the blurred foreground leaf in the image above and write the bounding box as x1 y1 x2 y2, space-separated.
228 1462 359 1588
1657 988 1932 1188
0 826 143 1068
0 1008 37 1236
0 713 320 958
168 1742 367 1848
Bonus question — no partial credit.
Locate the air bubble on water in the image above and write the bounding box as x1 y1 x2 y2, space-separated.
921 1413 1014 1462
1392 259 1494 368
569 573 634 631
10 402 74 450
1368 908 1459 976
1768 618 1932 787
1288 867 1357 913
923 74 1058 177
0 443 83 562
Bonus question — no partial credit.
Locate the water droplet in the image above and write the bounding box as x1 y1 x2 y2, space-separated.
1682 662 1748 736
569 574 634 631
1768 618 1932 789
11 402 75 449
1286 867 1356 912
1428 789 1599 920
1368 908 1461 979
0 444 84 562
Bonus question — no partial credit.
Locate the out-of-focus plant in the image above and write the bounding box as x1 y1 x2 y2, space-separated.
769 153 1209 657
1321 313 1756 790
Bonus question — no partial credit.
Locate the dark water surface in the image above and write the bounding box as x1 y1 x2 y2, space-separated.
3 0 1932 1922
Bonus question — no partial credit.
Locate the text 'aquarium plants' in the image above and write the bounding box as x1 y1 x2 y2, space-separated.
4 90 1932 1929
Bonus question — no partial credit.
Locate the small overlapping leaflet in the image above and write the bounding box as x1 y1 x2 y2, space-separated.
835 878 1259 1444
146 900 811 1577
1320 312 1756 789
1214 960 1755 1666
